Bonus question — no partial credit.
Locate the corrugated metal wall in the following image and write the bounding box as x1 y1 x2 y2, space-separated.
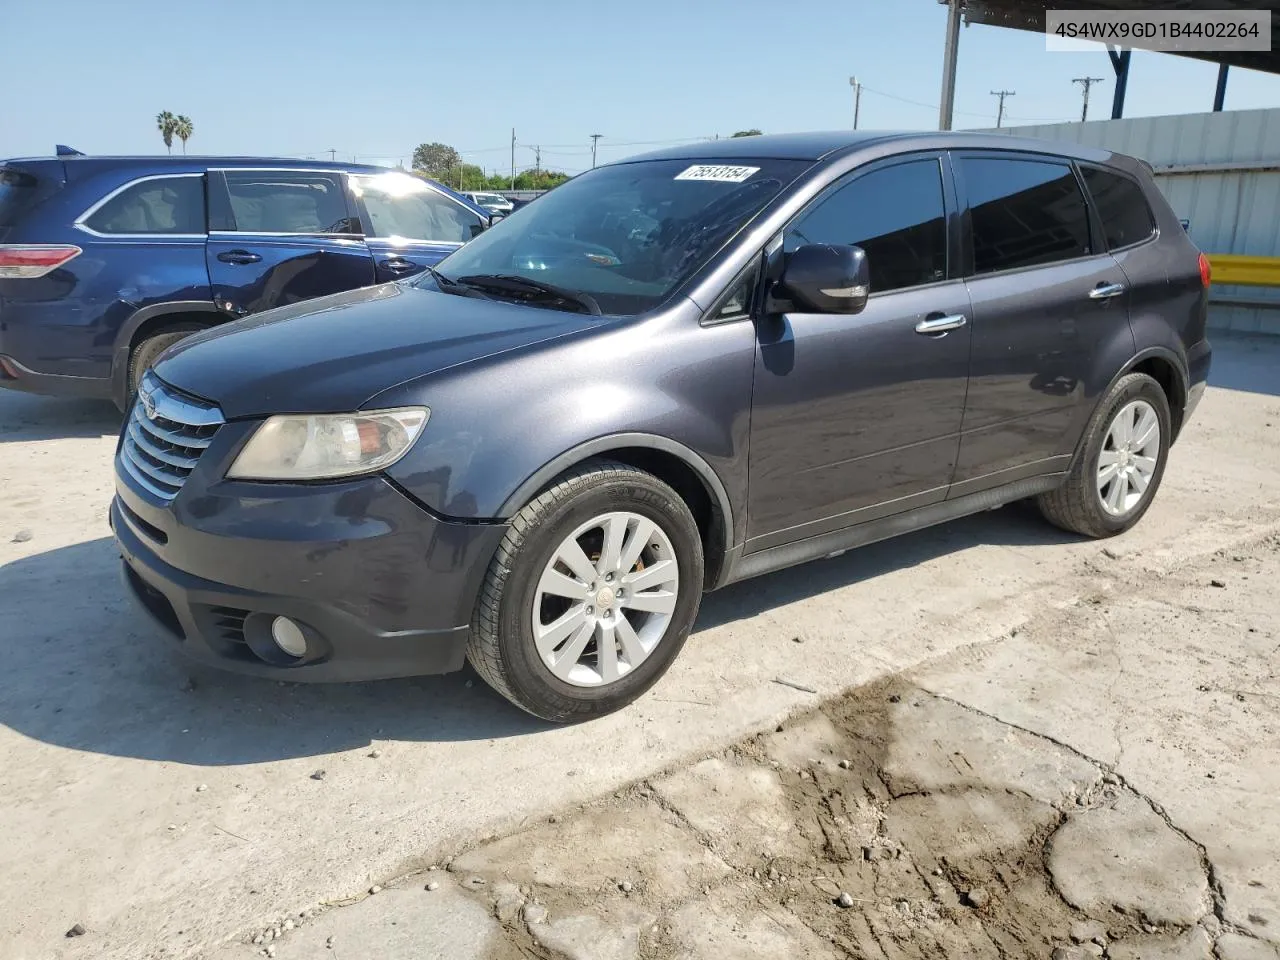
989 109 1280 334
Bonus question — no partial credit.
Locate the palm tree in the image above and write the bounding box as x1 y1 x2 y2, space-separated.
156 111 177 154
174 115 194 155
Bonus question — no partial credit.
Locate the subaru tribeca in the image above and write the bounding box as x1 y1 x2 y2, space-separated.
0 150 494 407
111 132 1211 722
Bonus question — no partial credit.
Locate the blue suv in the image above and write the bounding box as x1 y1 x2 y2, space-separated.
0 150 495 408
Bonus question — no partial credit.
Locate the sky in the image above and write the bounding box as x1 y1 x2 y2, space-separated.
3 0 1278 175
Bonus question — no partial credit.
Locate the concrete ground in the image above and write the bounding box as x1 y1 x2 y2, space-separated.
1 333 1277 960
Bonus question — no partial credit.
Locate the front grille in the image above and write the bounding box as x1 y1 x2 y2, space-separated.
118 373 223 503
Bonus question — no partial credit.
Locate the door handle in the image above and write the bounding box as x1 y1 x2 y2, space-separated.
1089 282 1126 300
379 257 416 273
216 250 262 265
915 314 967 336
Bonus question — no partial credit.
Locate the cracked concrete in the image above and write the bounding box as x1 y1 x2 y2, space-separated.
4 338 1279 960
208 523 1280 960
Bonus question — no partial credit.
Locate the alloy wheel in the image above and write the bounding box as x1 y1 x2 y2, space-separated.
531 511 679 687
1096 399 1161 517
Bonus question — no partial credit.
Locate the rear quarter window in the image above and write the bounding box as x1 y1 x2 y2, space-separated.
1081 166 1156 250
84 175 206 235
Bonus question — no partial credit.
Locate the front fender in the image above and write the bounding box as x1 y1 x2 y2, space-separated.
379 306 757 546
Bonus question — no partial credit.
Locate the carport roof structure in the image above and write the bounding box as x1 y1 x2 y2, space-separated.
936 0 1280 129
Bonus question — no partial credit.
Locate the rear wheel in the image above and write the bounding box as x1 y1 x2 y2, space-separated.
468 461 704 722
127 326 204 397
1037 372 1171 538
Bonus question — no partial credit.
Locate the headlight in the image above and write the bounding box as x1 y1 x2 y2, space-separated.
227 408 429 481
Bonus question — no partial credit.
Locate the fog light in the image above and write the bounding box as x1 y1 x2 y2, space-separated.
270 616 308 658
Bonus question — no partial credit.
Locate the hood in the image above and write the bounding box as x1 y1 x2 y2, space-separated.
154 283 599 419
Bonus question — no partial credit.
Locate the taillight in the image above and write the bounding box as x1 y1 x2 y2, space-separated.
1198 252 1212 288
0 244 82 279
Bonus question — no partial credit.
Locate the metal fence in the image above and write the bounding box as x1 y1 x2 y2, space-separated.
988 108 1280 335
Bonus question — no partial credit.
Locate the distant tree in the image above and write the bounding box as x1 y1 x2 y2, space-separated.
174 115 194 155
731 129 763 138
412 142 462 180
482 169 570 191
156 111 178 154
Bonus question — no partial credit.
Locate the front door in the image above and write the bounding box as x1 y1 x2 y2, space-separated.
205 168 374 318
949 153 1132 494
746 156 972 552
348 174 490 282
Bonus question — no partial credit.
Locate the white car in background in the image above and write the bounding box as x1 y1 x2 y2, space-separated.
464 191 514 215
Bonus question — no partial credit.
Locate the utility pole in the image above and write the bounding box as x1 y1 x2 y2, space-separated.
510 128 516 189
590 133 603 168
989 89 1015 128
938 0 962 130
848 76 863 130
534 145 541 177
327 148 336 161
1073 76 1105 122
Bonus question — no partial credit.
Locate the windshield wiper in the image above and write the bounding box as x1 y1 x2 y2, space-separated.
427 266 494 301
456 274 602 316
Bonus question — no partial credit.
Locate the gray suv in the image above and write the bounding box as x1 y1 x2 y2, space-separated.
112 131 1211 722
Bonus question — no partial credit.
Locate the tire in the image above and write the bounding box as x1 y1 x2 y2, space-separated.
1037 372 1172 538
468 460 705 723
127 326 204 397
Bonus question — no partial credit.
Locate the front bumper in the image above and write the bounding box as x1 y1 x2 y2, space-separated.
112 465 507 682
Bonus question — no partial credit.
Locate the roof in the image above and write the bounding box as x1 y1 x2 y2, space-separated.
624 132 912 163
617 129 1118 165
3 154 390 175
964 0 1280 75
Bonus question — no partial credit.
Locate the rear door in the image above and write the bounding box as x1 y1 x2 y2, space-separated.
205 168 374 318
950 152 1132 495
348 173 489 282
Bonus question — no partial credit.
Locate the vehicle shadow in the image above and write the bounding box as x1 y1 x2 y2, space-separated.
0 503 1076 767
1208 331 1280 398
698 500 1078 630
0 390 121 443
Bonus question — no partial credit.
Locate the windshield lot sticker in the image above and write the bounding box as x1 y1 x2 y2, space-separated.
674 165 760 183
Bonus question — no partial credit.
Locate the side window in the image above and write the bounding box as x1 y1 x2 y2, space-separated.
783 160 947 294
961 158 1091 274
83 176 205 235
221 171 357 234
352 176 485 243
1081 166 1156 250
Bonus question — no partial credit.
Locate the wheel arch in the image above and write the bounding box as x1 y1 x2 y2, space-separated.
110 301 221 406
497 434 736 590
1112 346 1189 441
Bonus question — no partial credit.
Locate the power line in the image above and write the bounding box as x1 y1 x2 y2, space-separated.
990 89 1016 129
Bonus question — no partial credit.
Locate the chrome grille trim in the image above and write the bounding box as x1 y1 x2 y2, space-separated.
118 373 224 503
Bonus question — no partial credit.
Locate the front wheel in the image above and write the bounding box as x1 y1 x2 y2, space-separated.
1037 372 1171 538
468 461 704 722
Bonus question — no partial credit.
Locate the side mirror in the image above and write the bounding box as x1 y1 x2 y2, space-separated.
780 243 870 314
488 213 504 227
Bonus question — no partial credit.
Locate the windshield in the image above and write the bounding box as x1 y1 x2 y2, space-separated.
427 158 809 314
